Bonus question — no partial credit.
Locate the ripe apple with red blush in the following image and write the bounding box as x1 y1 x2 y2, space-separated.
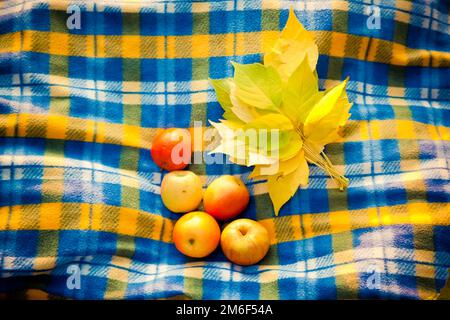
203 175 249 221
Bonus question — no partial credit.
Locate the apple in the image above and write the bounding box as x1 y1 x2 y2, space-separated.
172 211 221 258
161 171 203 213
151 128 191 171
203 175 249 221
221 219 270 265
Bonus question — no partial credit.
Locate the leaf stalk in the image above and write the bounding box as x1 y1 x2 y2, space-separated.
296 128 349 190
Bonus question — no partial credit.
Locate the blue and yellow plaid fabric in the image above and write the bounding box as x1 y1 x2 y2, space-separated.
0 0 449 299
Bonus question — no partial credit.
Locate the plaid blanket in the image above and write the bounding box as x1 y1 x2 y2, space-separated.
0 0 449 300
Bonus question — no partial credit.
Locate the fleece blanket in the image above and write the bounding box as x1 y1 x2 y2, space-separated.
0 0 449 299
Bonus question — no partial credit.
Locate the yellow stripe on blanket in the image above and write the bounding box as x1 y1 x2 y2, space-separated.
0 113 447 151
1 30 448 67
3 202 447 246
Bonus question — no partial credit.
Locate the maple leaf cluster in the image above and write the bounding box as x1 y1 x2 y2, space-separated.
210 9 352 215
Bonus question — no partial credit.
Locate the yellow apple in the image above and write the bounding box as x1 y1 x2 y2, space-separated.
221 219 270 265
173 211 221 258
160 170 202 213
203 175 249 220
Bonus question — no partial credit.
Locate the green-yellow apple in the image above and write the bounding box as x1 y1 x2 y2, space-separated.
173 211 221 258
221 219 270 265
161 170 202 213
203 175 249 220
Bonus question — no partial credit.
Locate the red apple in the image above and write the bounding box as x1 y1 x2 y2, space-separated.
151 128 191 171
172 211 221 258
221 219 270 265
203 175 249 220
